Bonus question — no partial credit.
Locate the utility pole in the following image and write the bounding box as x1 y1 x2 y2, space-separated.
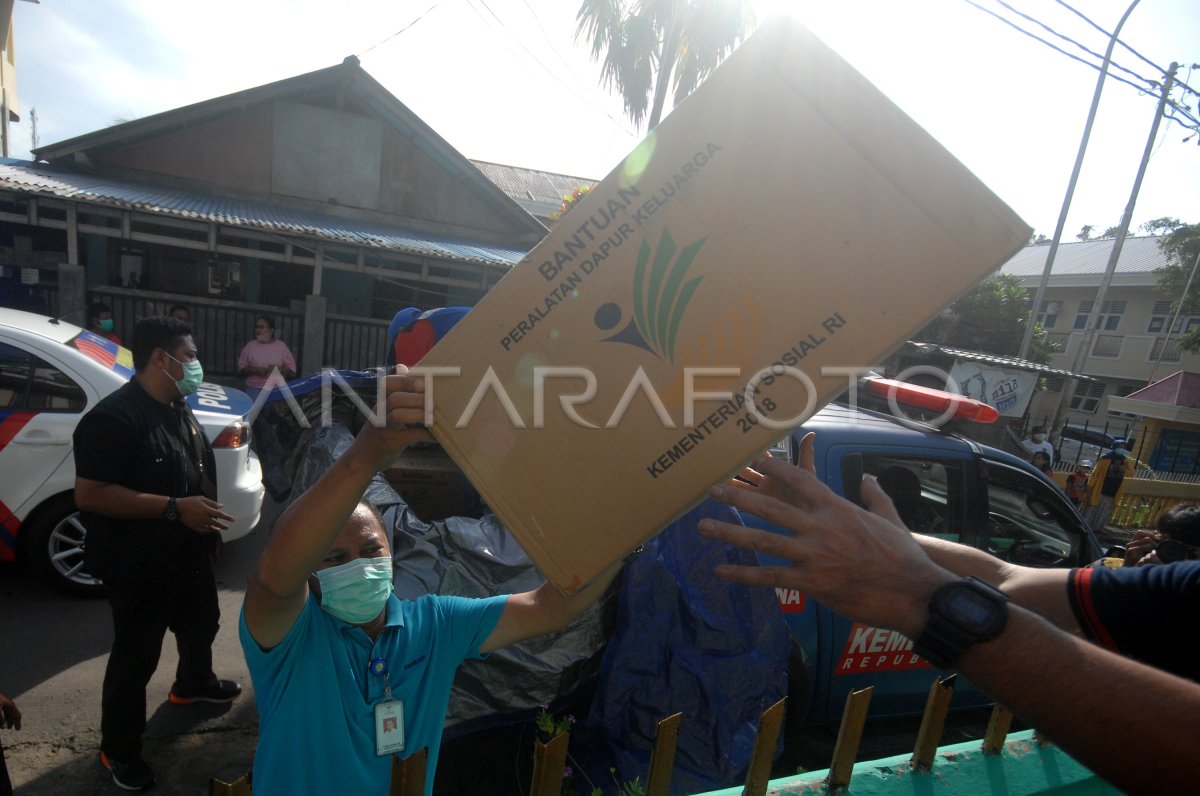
1049 63 1179 437
1147 247 1200 386
1018 0 1141 361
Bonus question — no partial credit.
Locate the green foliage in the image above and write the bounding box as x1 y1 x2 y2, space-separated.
576 0 756 129
535 706 574 739
1152 221 1200 351
916 274 1057 363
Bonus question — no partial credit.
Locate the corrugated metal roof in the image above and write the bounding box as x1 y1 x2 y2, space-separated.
471 160 597 208
0 158 528 269
905 341 1094 380
998 236 1168 277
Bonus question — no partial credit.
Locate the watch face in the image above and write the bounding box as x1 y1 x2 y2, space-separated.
943 586 1006 633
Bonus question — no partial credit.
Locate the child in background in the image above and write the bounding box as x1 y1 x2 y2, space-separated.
1065 459 1093 509
1032 450 1054 480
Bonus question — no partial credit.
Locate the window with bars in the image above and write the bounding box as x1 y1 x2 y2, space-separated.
1043 375 1065 393
1090 334 1123 358
1146 300 1200 334
1036 300 1062 329
1150 336 1183 363
1073 299 1126 331
1069 381 1107 413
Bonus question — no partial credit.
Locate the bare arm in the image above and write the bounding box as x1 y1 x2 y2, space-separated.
912 534 1081 634
700 454 1200 795
243 371 431 649
481 559 624 654
749 433 1081 633
74 478 233 534
957 605 1200 795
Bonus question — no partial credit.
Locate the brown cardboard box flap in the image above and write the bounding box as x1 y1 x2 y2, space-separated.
419 18 1031 592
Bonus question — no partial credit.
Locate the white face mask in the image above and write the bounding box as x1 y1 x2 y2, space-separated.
1032 434 1046 442
313 556 394 624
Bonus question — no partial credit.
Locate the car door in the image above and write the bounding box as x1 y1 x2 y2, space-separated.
0 339 90 556
820 444 981 719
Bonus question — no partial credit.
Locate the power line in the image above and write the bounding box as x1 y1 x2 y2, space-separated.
1051 0 1200 102
466 0 637 136
959 0 1200 137
959 0 1150 88
357 0 451 58
994 0 1154 90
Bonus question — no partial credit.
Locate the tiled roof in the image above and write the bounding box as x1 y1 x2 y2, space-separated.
1126 370 1200 408
471 160 597 211
998 236 1169 277
0 158 526 268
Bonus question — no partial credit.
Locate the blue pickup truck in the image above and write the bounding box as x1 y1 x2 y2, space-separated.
751 389 1101 729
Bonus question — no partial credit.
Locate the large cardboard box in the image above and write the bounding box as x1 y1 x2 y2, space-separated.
419 18 1031 592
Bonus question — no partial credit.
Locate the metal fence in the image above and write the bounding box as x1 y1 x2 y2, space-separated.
89 287 305 380
325 313 390 372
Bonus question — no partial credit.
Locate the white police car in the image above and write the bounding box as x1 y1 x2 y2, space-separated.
0 308 265 595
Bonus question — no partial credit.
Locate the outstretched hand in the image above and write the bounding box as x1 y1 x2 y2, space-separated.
700 435 953 639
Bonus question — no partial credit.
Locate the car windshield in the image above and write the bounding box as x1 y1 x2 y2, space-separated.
67 331 135 379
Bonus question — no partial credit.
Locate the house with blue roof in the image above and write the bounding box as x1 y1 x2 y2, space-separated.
0 56 554 377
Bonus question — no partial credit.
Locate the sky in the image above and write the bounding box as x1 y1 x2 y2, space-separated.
6 0 1200 238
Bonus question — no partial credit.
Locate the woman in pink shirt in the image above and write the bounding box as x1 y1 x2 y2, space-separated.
237 315 297 390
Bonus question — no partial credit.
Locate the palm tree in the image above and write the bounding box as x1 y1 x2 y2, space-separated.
576 0 757 130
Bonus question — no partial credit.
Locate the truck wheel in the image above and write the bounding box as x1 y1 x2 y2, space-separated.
24 494 107 597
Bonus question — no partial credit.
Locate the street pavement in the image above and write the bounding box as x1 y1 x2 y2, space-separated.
0 505 279 795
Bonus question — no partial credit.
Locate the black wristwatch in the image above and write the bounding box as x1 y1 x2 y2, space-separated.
912 577 1009 670
163 496 180 522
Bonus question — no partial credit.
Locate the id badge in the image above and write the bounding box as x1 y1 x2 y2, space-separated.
374 700 406 756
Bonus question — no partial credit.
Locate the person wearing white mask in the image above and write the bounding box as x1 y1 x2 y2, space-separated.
74 315 241 791
1022 425 1055 465
240 369 623 795
236 315 297 392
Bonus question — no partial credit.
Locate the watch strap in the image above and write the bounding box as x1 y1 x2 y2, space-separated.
912 576 1008 670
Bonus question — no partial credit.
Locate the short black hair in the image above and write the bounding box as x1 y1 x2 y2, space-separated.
256 315 275 330
88 302 112 322
132 315 193 371
169 304 189 316
1158 503 1200 547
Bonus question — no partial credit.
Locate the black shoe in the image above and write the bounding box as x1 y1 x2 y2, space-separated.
100 751 155 791
168 678 242 705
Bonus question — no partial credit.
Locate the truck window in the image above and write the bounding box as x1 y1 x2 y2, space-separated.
854 456 964 542
981 463 1081 566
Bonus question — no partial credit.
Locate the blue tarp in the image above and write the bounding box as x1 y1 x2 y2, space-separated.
579 500 791 795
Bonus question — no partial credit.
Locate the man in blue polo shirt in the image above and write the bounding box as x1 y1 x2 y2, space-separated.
240 369 622 795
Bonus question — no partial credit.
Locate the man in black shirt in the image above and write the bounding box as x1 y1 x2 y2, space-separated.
74 315 241 791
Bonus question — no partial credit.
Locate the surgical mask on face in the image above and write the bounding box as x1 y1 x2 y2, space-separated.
255 332 271 343
314 556 394 625
163 352 204 397
99 319 114 333
1032 434 1046 442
